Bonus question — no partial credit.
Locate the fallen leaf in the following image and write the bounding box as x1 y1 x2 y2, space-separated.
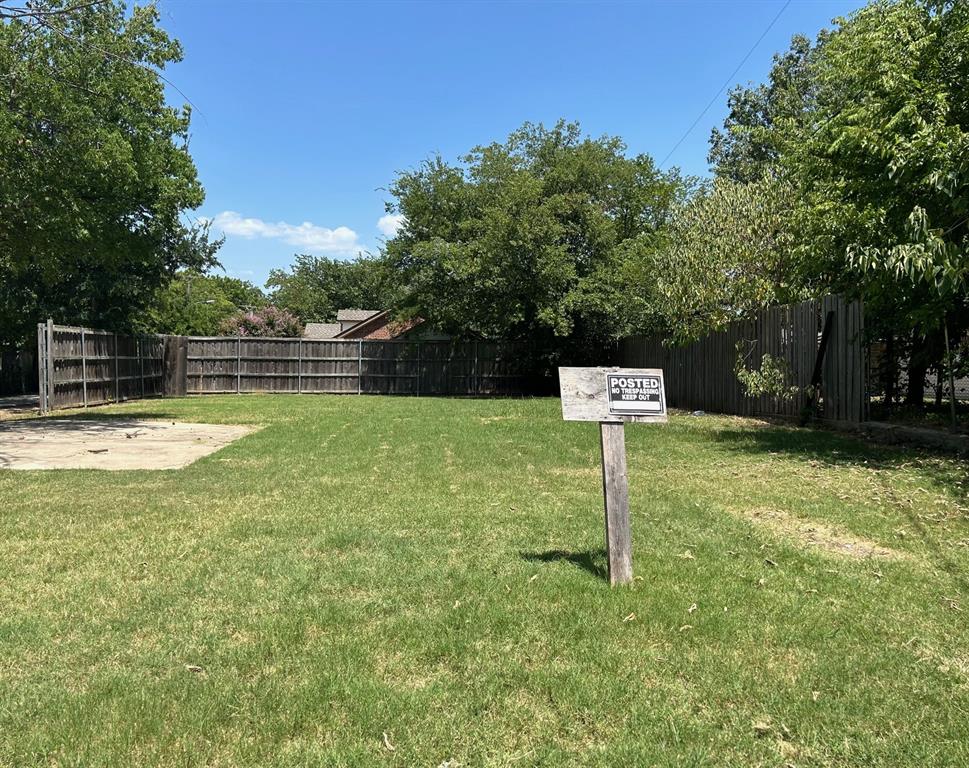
623 613 636 622
752 719 773 737
688 603 697 614
679 624 693 632
678 550 696 560
185 664 204 674
382 732 396 751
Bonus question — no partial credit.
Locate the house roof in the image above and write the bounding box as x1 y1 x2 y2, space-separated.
303 322 341 339
336 309 381 322
334 310 425 340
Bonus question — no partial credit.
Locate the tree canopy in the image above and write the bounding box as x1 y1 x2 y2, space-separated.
383 120 689 354
141 271 266 337
0 0 218 348
266 254 396 323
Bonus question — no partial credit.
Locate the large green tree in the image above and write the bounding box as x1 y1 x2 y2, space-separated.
384 120 688 356
785 0 969 404
142 271 266 336
706 0 969 406
642 176 801 343
0 0 217 348
266 254 396 322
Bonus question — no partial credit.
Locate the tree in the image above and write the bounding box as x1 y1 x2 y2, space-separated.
642 176 801 343
266 254 396 322
709 34 821 183
219 306 302 338
0 0 218 348
142 271 266 336
706 0 969 408
784 0 969 405
384 120 689 357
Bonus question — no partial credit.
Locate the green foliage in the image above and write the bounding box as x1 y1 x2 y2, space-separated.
0 0 217 347
709 34 820 183
384 120 689 352
645 176 801 342
142 271 266 336
266 254 396 322
733 341 801 400
785 0 969 298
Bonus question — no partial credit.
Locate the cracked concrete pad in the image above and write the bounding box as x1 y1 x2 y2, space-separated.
0 419 254 470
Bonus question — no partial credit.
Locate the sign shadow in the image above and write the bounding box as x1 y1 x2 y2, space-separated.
520 548 609 581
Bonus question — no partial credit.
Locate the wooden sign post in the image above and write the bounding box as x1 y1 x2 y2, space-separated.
559 367 668 585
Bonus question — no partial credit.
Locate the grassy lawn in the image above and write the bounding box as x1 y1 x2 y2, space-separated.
1 395 967 767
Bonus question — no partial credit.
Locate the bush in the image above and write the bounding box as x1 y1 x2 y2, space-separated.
219 306 302 338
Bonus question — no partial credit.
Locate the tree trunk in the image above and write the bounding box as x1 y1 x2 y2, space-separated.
906 358 929 407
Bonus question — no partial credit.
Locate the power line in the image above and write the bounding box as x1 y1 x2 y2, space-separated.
659 0 792 169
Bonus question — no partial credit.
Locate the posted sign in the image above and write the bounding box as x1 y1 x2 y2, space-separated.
558 366 669 586
607 373 665 416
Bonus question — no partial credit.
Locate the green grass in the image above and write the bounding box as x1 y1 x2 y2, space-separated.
1 395 967 767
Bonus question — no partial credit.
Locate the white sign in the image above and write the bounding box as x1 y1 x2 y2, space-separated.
559 367 668 424
606 373 666 416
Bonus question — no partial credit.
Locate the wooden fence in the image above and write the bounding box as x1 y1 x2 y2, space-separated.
185 337 535 396
619 295 866 423
37 321 166 413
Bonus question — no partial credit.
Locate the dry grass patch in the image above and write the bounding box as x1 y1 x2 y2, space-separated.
735 505 908 560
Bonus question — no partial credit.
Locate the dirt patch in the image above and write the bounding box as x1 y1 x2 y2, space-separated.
737 506 906 560
0 418 254 470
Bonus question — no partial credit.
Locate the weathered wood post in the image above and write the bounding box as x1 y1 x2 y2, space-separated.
599 421 632 584
162 336 188 397
559 367 667 586
37 322 48 414
80 327 88 407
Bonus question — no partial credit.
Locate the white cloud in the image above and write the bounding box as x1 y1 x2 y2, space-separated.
377 213 406 238
211 211 362 255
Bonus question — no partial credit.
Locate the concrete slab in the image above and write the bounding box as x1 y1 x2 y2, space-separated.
0 418 254 470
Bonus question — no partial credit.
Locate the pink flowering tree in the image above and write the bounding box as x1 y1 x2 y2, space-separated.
219 306 303 337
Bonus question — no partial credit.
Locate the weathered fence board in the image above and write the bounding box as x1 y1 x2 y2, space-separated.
184 337 535 397
38 323 167 413
619 296 866 423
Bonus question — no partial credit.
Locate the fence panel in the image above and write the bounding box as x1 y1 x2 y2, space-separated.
183 336 536 397
619 296 865 423
38 323 166 412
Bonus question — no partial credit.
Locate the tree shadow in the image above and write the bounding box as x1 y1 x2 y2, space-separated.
520 548 609 581
708 424 969 501
709 423 969 595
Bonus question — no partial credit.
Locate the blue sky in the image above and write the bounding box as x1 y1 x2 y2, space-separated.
160 0 865 288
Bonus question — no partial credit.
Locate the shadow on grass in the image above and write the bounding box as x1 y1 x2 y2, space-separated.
709 423 969 595
709 424 969 497
520 548 609 581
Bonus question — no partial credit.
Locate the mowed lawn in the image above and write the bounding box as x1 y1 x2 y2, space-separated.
1 396 967 767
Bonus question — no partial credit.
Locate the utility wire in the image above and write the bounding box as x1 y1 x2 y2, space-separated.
659 0 792 169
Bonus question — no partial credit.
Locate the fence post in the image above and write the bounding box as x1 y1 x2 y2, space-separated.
473 341 479 396
46 319 54 411
237 336 242 394
297 337 302 394
81 327 88 407
36 323 47 414
138 336 145 398
113 332 120 402
357 340 363 394
416 341 421 397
